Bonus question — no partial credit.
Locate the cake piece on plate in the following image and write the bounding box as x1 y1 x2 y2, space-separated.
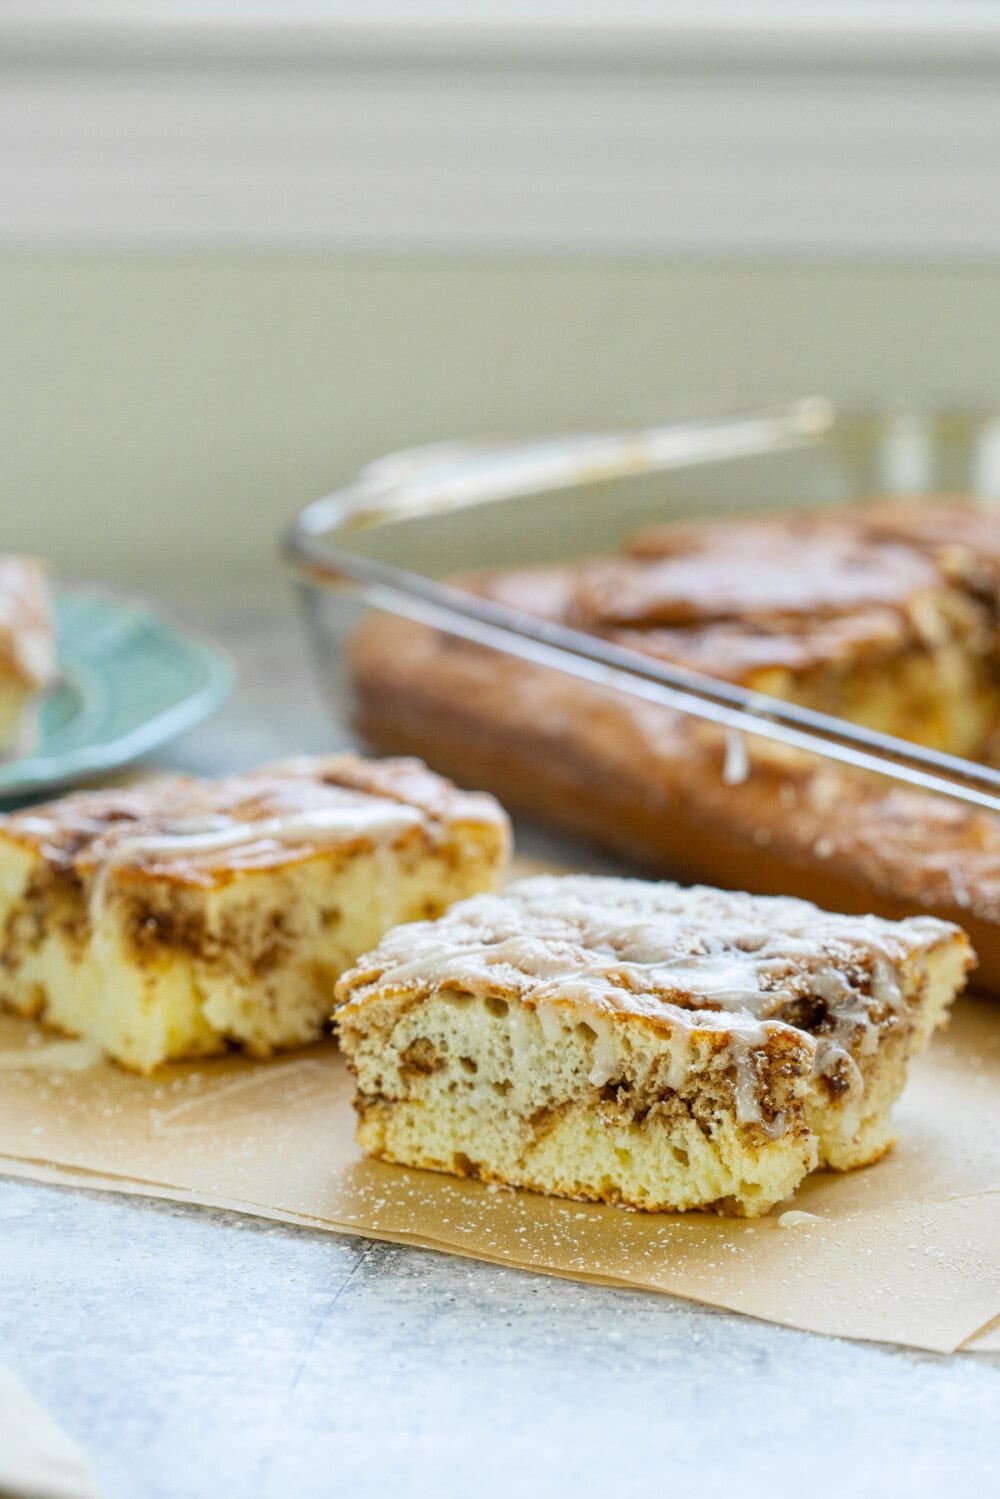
0 558 55 753
0 754 509 1073
335 875 972 1217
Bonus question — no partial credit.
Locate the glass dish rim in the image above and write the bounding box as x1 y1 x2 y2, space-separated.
282 398 1000 820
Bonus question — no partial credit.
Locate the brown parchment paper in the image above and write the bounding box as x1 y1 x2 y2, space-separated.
968 1317 1000 1352
0 990 997 1354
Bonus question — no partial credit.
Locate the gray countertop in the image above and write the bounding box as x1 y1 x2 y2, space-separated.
2 603 997 1499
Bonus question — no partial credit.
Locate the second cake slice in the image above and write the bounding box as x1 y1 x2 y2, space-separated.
336 875 972 1217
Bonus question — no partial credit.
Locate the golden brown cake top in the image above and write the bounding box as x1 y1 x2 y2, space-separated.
336 874 968 1051
1 754 509 886
598 519 941 623
0 557 55 689
837 494 1000 569
459 502 986 683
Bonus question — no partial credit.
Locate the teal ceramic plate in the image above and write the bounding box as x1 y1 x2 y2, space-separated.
0 591 234 800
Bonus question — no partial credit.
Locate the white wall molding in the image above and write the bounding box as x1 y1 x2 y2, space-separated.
3 7 1000 255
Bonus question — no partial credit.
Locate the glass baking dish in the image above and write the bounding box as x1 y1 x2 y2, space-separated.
282 399 1000 984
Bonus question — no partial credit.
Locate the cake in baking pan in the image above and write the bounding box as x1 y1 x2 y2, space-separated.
0 755 509 1072
335 874 973 1217
351 496 1000 989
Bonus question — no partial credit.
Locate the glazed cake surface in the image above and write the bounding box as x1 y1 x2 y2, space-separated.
0 754 509 1072
0 557 55 752
335 875 973 1217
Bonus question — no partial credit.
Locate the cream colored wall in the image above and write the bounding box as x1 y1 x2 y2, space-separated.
2 254 999 599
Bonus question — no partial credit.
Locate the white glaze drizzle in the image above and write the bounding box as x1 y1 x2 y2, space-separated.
506 1002 539 1108
722 729 750 786
535 1001 565 1045
99 802 425 866
0 1037 102 1073
85 800 426 940
777 1210 822 1229
586 1017 619 1089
